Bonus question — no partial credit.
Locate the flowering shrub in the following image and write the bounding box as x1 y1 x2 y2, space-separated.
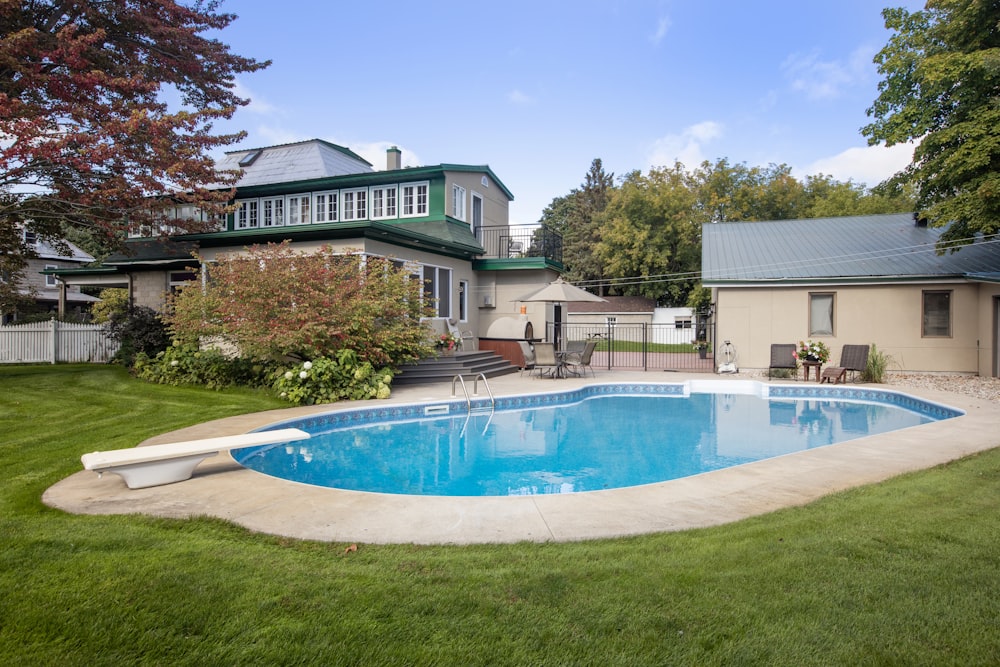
794 339 830 364
436 331 461 352
272 350 395 405
133 341 275 389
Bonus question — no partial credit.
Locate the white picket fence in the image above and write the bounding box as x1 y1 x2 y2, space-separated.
0 319 119 364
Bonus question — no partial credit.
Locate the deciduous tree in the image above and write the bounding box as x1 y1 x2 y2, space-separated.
0 0 268 256
862 1 1000 246
166 243 436 367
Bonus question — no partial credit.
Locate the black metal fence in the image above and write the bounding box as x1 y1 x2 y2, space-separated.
477 225 563 263
547 318 717 373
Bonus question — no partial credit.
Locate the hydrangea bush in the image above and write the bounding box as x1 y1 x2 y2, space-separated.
272 350 395 405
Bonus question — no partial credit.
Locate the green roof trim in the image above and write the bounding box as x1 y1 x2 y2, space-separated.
473 256 563 272
180 219 484 261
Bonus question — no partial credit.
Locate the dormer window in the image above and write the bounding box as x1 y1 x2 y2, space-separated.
22 230 37 246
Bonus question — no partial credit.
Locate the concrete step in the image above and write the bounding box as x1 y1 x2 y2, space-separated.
394 350 519 385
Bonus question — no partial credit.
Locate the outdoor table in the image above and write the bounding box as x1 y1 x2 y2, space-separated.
801 360 822 382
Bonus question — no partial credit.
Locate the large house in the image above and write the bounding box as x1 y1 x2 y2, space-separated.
2 229 97 324
702 212 1000 377
54 139 565 350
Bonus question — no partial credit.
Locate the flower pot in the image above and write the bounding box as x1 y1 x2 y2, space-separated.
698 348 707 359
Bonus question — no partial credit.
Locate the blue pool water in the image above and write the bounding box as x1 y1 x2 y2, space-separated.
233 383 961 497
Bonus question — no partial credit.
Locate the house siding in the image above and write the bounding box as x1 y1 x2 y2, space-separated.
715 282 982 373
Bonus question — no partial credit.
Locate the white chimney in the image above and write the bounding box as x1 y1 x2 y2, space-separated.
386 146 401 171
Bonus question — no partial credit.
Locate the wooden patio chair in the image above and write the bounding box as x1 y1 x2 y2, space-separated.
768 344 798 380
821 344 870 384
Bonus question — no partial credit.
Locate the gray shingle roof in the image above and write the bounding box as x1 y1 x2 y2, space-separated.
702 213 1000 283
217 139 373 187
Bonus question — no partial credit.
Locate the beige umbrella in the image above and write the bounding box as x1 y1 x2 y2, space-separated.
515 278 606 350
514 278 607 304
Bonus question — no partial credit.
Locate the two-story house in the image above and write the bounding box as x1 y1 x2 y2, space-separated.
53 139 564 351
2 229 97 324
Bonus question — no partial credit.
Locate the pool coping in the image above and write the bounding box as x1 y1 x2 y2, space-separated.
43 371 1000 545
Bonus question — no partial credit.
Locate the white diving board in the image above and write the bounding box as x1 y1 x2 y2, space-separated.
81 428 310 489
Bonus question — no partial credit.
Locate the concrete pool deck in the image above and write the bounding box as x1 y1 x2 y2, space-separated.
44 371 1000 545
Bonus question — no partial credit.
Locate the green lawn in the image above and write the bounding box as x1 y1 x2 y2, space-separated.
2 365 999 665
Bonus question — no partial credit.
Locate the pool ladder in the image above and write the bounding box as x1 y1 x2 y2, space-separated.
452 373 495 436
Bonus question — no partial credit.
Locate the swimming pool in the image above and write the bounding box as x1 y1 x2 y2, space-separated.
233 382 962 497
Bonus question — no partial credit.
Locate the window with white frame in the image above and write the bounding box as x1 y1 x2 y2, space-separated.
314 191 338 223
286 194 310 225
341 188 368 221
422 265 452 318
922 290 951 337
23 229 37 246
261 197 284 227
471 192 483 235
370 185 398 220
452 184 467 221
809 293 834 336
235 199 259 229
401 182 429 217
458 279 469 322
45 264 58 287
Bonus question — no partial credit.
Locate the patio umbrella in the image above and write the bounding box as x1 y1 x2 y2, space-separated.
514 278 607 304
515 278 606 349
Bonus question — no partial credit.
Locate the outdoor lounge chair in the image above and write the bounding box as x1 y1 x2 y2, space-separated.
531 342 562 378
821 344 869 384
564 340 597 377
768 344 798 380
517 340 536 376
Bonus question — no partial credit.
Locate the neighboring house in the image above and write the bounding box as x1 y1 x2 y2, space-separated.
702 212 1000 377
2 229 97 324
54 139 564 346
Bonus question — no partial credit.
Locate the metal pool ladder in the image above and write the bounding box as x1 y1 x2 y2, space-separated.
452 373 495 437
451 373 495 411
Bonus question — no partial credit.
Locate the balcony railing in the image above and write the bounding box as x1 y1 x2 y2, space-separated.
476 225 562 263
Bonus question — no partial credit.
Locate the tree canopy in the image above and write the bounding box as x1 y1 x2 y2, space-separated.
0 0 268 293
166 243 436 367
862 1 1000 245
541 157 912 305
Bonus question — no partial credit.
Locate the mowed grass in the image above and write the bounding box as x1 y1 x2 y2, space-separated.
2 365 999 665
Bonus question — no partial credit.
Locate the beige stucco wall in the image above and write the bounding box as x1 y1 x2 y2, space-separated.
445 171 509 230
715 282 991 374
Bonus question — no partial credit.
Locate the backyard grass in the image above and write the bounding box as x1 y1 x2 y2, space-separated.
2 364 999 665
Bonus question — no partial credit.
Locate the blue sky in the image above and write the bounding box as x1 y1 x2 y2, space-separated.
214 1 926 226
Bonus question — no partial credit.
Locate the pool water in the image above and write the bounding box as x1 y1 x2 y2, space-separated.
233 384 960 497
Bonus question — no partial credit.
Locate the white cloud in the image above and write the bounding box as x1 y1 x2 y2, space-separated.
802 141 916 186
507 89 535 105
651 16 671 45
782 45 873 100
232 79 277 115
646 121 723 169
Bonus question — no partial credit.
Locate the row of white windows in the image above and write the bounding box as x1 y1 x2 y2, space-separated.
235 182 429 230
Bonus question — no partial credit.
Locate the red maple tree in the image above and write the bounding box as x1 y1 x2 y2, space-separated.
0 0 268 255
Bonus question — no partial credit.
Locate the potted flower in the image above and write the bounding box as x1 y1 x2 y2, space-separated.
693 339 710 359
794 339 830 364
436 331 461 356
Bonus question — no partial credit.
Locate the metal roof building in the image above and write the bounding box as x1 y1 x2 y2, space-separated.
702 213 1000 284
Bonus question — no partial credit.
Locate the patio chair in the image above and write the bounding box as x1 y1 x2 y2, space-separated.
564 340 598 377
517 340 536 376
821 344 870 384
447 319 475 351
768 344 797 380
531 342 562 378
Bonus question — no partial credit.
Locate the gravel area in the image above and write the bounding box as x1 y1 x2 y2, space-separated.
888 373 1000 403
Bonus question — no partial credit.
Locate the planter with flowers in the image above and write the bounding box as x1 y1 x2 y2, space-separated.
436 331 461 356
794 340 830 364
